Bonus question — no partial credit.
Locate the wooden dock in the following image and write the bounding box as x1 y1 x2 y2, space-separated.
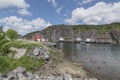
57 30 120 44
44 42 57 47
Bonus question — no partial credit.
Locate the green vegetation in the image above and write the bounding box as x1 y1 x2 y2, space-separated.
6 29 18 40
24 31 39 39
0 26 44 55
71 22 120 33
24 22 120 39
0 27 9 54
0 28 19 54
0 56 43 73
2 40 47 55
0 27 45 73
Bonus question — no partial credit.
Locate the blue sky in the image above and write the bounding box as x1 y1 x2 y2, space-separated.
0 0 120 35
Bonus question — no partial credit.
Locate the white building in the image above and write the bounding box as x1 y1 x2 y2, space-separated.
76 37 81 41
86 38 91 42
59 37 64 41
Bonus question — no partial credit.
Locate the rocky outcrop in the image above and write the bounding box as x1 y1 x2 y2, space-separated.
40 26 75 42
10 47 27 59
0 66 40 80
1 44 99 80
0 66 98 80
24 23 120 43
35 49 98 80
27 47 49 60
0 48 98 80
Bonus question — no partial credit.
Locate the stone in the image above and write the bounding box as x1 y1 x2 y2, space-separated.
55 75 64 80
7 73 17 80
64 74 73 80
1 74 8 78
10 47 27 59
17 73 27 80
45 75 56 80
12 66 26 74
8 76 16 80
33 48 40 56
32 74 40 80
32 47 49 60
26 72 34 80
0 77 5 80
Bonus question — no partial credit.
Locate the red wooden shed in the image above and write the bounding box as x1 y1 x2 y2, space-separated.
32 33 44 42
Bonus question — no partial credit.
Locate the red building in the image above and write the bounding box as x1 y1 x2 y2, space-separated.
32 33 44 42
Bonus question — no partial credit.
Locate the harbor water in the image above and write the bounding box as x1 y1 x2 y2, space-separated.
57 42 120 80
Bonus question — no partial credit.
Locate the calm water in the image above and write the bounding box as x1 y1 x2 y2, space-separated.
57 42 120 80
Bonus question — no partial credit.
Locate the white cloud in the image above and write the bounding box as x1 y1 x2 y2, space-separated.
0 0 29 9
83 16 102 25
75 0 94 5
18 9 31 16
65 1 120 25
48 0 57 7
0 0 31 16
56 6 63 15
0 16 52 35
81 0 94 5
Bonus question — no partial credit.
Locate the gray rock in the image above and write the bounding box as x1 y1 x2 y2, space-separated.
12 66 26 74
1 74 8 78
32 74 40 80
10 47 27 59
3 67 27 80
55 75 64 80
32 47 49 60
7 73 17 80
8 76 16 80
45 75 56 80
0 66 98 80
73 78 83 80
26 72 34 80
64 74 73 80
84 78 98 80
0 77 5 80
33 48 40 56
17 73 27 80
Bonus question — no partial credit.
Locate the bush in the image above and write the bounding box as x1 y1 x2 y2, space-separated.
0 56 44 73
18 56 44 71
0 56 9 73
1 40 45 55
5 29 18 40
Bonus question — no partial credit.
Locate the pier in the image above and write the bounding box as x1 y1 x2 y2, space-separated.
44 27 120 44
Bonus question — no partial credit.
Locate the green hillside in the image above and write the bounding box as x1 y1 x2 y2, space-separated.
24 22 120 39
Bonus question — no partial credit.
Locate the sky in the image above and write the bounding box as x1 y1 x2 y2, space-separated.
0 0 120 35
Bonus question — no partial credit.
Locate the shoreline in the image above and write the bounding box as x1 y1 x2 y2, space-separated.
0 46 99 80
35 48 99 80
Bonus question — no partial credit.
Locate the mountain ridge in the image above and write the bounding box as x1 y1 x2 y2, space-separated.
24 22 120 43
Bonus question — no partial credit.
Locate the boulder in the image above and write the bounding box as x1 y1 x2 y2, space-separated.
64 74 73 80
32 74 40 80
17 73 27 80
26 72 34 80
0 69 98 80
32 47 49 60
33 48 40 56
10 47 27 59
12 66 26 74
55 75 64 80
45 75 56 80
0 67 34 80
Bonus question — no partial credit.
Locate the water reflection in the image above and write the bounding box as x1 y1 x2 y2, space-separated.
57 42 120 80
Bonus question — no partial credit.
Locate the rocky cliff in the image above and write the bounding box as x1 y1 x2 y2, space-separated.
24 22 120 43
